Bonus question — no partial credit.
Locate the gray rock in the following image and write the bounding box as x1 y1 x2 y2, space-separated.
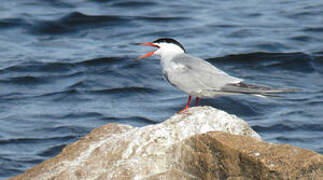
11 106 322 180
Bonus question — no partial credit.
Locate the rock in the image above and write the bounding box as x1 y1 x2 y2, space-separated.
10 106 323 180
181 132 323 179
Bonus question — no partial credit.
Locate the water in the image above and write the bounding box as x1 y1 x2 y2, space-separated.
0 0 323 178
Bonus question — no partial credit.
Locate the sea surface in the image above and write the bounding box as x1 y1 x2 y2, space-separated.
1 0 323 178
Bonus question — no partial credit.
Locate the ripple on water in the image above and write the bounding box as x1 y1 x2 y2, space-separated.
0 0 323 179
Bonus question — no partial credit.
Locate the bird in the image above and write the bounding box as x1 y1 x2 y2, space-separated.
136 38 296 113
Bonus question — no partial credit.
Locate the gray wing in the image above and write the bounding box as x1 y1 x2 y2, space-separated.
220 82 298 97
163 54 296 97
164 53 242 97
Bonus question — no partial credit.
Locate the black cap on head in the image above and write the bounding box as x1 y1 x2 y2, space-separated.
153 38 186 52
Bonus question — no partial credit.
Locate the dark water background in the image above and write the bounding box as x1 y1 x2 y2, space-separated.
0 0 323 178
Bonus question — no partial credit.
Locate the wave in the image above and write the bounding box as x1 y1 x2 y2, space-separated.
303 26 323 33
105 116 158 125
30 12 129 34
208 52 315 72
0 61 74 74
275 135 323 143
29 11 187 35
88 87 157 95
110 1 158 7
0 135 76 145
77 57 122 66
0 18 30 29
0 76 48 85
0 57 123 76
253 123 323 132
37 144 66 157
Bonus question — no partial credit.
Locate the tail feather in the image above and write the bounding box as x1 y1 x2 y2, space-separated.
220 82 298 97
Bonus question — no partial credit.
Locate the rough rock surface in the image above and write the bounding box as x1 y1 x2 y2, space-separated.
11 106 323 180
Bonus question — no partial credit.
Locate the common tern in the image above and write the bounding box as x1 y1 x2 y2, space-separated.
136 38 296 113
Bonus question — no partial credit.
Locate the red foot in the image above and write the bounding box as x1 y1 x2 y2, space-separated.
177 96 192 114
177 106 190 114
177 96 200 114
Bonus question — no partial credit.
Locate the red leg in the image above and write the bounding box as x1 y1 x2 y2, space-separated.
194 97 199 106
177 96 192 114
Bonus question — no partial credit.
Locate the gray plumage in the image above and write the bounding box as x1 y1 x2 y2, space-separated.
161 53 295 98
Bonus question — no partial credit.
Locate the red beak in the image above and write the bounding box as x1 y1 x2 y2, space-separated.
136 42 159 59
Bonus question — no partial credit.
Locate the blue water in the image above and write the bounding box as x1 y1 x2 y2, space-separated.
1 0 323 178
